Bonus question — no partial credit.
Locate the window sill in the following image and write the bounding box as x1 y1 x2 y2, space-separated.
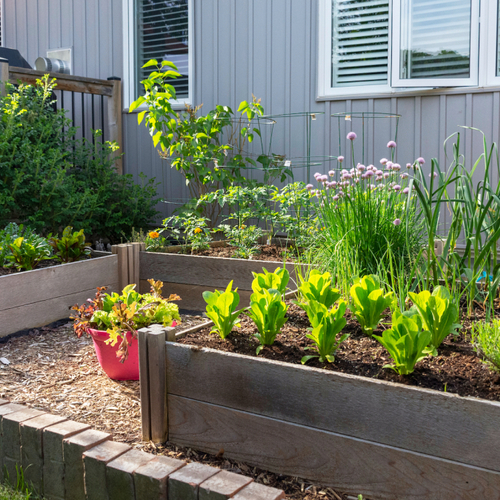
317 85 500 102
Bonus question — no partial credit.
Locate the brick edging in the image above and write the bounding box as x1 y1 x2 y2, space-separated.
0 399 286 499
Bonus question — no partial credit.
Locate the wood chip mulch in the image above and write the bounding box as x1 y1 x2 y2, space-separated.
0 321 356 500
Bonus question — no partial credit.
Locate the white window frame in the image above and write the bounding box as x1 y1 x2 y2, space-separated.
391 0 480 87
318 0 499 99
123 0 194 111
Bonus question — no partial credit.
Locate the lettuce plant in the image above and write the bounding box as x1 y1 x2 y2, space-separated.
247 288 288 354
251 267 290 296
374 312 431 375
301 300 348 364
49 226 91 263
203 281 242 339
408 286 460 352
297 270 341 310
350 275 395 336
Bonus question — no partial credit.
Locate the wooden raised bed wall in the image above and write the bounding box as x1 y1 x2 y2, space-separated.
0 254 120 338
139 250 308 312
139 326 500 500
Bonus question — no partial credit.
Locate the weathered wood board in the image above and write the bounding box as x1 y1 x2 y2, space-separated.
139 251 307 311
0 255 118 337
168 394 500 500
165 342 500 472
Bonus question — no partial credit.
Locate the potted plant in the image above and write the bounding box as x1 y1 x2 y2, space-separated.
71 280 180 380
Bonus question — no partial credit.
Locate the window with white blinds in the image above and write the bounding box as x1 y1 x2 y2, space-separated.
319 0 493 96
331 0 390 87
135 0 190 99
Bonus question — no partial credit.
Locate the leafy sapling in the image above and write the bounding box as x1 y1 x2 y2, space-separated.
251 267 290 297
4 234 52 271
247 288 288 354
203 280 242 339
301 300 348 365
408 286 461 353
374 311 432 375
350 275 395 336
296 270 341 310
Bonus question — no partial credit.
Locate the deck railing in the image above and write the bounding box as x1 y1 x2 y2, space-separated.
0 60 123 174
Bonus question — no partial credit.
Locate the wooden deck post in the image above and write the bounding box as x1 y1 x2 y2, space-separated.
0 59 9 97
138 325 171 443
107 77 123 175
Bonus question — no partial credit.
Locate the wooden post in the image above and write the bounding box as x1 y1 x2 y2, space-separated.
0 59 9 97
138 325 169 443
132 242 141 286
107 77 123 175
116 244 129 291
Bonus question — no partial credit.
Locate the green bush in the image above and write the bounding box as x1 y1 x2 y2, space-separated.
0 76 159 241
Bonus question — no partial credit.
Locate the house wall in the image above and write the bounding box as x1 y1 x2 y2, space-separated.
4 0 499 227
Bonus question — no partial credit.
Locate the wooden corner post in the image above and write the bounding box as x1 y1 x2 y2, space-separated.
0 59 9 97
138 325 170 443
107 76 123 175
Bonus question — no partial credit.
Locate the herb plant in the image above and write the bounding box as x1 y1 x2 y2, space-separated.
374 312 431 375
350 275 395 336
203 281 242 339
163 214 212 253
408 286 461 352
301 300 348 364
471 319 500 371
251 267 290 297
297 270 341 309
219 224 264 259
49 226 91 263
247 288 288 354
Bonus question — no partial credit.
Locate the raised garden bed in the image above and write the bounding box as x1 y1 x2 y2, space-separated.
139 249 308 312
0 254 118 338
139 307 500 500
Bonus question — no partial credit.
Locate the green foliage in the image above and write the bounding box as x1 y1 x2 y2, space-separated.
471 319 500 372
251 267 290 296
0 223 25 267
163 214 213 253
301 300 348 364
203 281 242 339
350 275 395 336
0 76 159 241
297 270 341 309
48 226 91 263
4 233 52 271
247 288 288 354
374 311 431 375
408 286 460 351
1 465 33 500
219 224 265 259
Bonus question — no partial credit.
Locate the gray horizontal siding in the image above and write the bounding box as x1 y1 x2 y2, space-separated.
4 0 500 225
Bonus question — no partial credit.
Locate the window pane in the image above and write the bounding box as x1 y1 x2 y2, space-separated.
136 0 189 98
399 0 471 79
331 0 390 87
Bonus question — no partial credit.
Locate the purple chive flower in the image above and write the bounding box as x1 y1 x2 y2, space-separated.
333 195 339 201
328 170 335 176
429 172 438 178
393 218 402 226
403 187 410 194
386 161 393 170
380 158 388 165
406 163 412 169
401 173 408 179
357 164 366 172
393 185 401 191
376 176 383 182
341 169 348 174
417 157 425 164
331 180 337 187
347 131 357 140
320 175 328 182
343 173 352 179
314 172 321 180
383 172 390 179
387 140 397 148
376 170 383 176
338 156 344 163
366 170 374 177
392 163 401 171
306 184 313 190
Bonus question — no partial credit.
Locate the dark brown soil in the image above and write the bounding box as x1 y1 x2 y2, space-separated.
186 244 297 262
0 257 93 276
178 302 500 402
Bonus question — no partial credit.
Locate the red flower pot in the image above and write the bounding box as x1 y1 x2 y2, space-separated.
88 329 139 381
